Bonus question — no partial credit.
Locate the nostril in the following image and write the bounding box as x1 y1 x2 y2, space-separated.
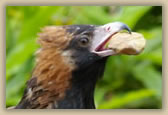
107 27 111 31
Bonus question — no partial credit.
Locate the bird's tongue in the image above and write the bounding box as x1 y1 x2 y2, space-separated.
101 32 146 55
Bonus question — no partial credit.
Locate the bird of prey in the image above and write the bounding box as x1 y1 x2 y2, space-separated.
11 22 145 109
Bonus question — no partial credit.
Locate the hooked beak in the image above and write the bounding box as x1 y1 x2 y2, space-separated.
91 22 131 57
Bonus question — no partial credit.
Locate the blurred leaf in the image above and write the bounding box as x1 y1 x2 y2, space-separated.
18 6 61 43
112 6 152 29
98 89 155 109
133 62 162 99
6 39 37 80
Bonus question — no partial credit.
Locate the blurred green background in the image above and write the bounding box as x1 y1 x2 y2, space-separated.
6 6 162 109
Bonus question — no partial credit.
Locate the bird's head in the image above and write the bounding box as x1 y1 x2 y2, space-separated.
37 22 131 70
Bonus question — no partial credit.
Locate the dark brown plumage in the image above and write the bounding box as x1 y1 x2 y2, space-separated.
13 22 131 109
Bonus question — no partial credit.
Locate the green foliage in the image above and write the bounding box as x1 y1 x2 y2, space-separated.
6 6 162 109
98 89 155 109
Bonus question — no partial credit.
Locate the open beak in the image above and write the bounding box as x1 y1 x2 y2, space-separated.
91 22 132 57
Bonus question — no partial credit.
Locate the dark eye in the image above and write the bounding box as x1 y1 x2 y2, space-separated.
79 37 89 46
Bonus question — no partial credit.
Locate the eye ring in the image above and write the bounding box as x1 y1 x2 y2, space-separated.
79 37 89 46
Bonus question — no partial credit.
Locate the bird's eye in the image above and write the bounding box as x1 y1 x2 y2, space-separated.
79 37 89 46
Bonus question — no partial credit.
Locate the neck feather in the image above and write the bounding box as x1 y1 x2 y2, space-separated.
56 58 107 109
16 48 74 109
16 48 106 109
